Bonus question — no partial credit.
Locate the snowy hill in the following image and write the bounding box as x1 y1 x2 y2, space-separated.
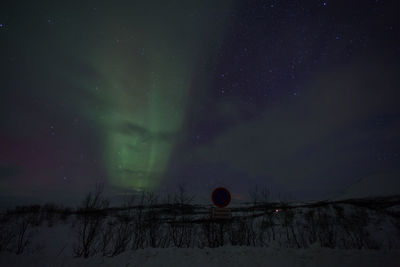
337 172 400 200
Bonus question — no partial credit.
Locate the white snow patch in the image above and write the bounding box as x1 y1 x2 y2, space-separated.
1 246 399 267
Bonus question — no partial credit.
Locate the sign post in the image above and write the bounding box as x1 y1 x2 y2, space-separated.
211 187 232 220
210 187 232 246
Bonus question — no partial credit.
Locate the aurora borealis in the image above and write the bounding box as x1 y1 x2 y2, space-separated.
1 1 400 206
87 1 234 191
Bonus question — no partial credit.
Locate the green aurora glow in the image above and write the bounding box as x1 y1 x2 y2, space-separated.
83 1 234 191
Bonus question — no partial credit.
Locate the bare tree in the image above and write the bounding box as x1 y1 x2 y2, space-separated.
99 220 114 256
0 215 15 252
174 184 194 206
249 185 270 205
74 183 109 258
248 185 260 206
15 213 38 254
145 192 164 248
168 184 195 248
109 216 133 256
260 186 270 203
131 191 146 250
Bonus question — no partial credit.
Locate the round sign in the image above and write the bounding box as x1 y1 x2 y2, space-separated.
211 187 231 208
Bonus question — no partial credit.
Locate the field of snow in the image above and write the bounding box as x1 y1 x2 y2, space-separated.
1 246 400 267
1 193 399 266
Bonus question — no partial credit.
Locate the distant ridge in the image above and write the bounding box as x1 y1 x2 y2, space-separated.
336 172 400 200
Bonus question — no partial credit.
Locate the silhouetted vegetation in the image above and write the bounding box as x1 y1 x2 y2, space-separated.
1 187 400 257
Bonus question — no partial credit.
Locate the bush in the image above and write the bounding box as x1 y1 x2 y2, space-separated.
73 184 109 258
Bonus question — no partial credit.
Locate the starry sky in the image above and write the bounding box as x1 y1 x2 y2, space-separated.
1 0 399 206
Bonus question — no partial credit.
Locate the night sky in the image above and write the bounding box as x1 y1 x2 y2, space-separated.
1 0 399 206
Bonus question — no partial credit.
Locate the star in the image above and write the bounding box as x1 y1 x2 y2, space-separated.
0 0 398 208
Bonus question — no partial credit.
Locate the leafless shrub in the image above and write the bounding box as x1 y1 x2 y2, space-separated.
169 221 193 247
109 216 133 256
0 215 15 252
3 186 394 252
248 185 260 206
99 219 114 256
244 218 257 246
201 219 221 247
14 213 38 254
304 209 318 245
315 206 336 248
281 208 300 248
248 185 270 206
74 184 109 258
261 211 276 242
145 192 164 248
167 184 195 248
131 192 146 250
228 219 247 246
99 194 136 256
174 184 194 207
346 206 370 249
333 205 375 249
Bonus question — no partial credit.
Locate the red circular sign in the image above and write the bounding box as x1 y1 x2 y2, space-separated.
211 187 231 208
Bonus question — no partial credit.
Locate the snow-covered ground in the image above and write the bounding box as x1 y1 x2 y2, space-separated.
1 195 400 266
1 246 400 267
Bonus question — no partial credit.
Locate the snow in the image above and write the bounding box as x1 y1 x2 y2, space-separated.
1 246 399 267
1 195 400 266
